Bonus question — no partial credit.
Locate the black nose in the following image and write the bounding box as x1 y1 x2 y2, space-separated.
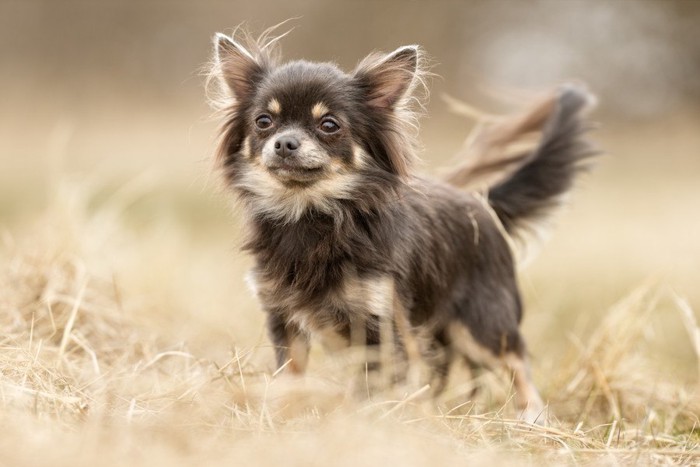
274 136 300 158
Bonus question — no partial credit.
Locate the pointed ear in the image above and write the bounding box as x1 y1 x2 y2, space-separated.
354 45 419 110
214 33 265 101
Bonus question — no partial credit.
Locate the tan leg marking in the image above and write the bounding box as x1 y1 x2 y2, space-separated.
447 321 545 423
286 334 310 375
447 321 502 368
505 354 545 423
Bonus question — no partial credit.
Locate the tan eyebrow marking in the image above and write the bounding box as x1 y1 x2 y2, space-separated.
312 102 329 119
267 98 281 114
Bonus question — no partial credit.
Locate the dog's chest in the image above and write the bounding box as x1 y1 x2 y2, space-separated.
247 267 394 340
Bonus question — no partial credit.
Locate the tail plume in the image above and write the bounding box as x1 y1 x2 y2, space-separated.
488 86 597 234
444 85 598 236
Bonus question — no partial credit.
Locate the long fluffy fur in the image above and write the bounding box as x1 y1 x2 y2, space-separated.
486 86 597 234
209 29 598 422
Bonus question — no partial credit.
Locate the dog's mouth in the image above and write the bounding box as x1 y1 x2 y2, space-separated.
267 162 326 184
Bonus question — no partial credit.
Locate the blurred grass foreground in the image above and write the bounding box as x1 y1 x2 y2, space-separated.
0 176 699 465
2 0 700 465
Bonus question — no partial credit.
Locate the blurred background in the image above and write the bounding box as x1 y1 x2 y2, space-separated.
1 0 699 374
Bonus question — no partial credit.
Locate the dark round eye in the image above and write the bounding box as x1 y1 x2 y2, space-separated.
319 118 340 134
255 114 273 130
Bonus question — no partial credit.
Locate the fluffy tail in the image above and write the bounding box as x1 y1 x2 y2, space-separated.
486 86 597 234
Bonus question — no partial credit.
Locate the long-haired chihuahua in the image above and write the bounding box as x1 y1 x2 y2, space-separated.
209 29 596 424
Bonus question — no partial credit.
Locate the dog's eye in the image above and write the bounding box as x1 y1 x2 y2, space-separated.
319 118 340 134
255 115 273 130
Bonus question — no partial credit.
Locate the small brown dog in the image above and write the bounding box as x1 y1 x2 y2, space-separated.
210 31 596 423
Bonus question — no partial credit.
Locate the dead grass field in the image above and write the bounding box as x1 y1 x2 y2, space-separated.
3 2 700 463
2 111 700 465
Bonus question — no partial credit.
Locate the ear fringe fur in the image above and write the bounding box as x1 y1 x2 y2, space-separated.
204 22 291 112
353 47 433 178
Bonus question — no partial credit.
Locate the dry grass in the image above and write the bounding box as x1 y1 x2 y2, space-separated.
1 178 699 467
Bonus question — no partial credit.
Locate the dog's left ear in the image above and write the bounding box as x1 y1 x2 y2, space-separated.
354 45 419 111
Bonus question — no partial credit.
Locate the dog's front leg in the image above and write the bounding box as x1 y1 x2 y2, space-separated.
266 312 310 375
359 277 425 388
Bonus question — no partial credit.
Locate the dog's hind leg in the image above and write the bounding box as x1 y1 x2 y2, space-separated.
446 320 546 424
504 353 545 424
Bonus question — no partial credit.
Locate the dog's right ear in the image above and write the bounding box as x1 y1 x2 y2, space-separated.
214 33 266 101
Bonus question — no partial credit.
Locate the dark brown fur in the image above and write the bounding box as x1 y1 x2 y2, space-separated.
210 31 596 423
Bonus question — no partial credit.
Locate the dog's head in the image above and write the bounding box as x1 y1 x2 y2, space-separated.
210 32 425 222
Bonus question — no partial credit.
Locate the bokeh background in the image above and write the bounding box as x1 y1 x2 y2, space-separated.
2 0 700 375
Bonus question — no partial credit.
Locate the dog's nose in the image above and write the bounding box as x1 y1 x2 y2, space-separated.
274 136 300 158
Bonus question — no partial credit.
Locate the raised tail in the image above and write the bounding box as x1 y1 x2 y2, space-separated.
487 86 597 234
